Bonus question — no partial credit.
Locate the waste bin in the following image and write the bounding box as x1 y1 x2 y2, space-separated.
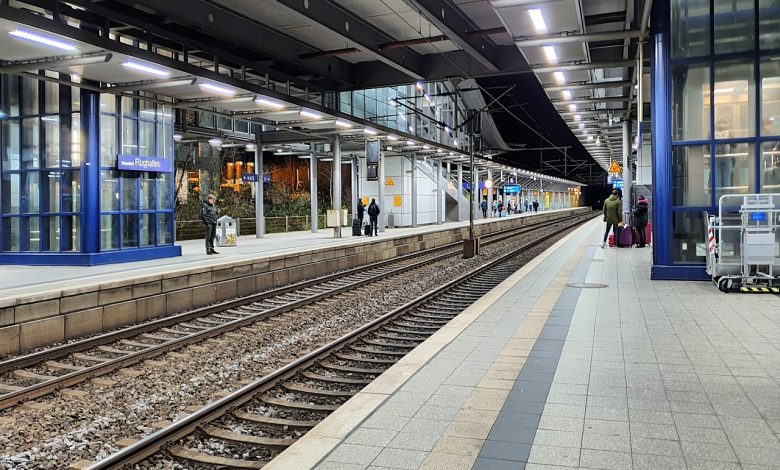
216 215 237 247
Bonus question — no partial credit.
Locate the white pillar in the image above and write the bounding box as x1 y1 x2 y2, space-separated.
436 159 443 224
333 136 342 238
254 134 264 238
473 166 480 220
487 168 493 218
457 164 464 222
310 142 317 233
411 154 418 228
351 158 357 222
622 119 633 215
378 148 386 233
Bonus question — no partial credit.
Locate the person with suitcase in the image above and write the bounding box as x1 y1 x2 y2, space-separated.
367 198 380 236
632 196 649 248
357 200 365 228
602 190 622 248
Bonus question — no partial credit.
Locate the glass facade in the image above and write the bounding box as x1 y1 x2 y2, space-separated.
666 0 780 266
0 74 178 264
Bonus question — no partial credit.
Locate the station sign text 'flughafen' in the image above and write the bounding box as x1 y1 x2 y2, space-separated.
117 155 172 172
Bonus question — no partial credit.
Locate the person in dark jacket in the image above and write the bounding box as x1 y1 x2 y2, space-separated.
633 196 649 248
532 199 539 212
357 200 365 228
202 194 219 255
367 198 380 236
602 190 623 248
481 199 488 218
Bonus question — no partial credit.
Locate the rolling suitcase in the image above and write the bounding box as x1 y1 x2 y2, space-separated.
618 226 633 247
645 222 652 245
352 218 362 236
364 223 372 236
608 233 615 247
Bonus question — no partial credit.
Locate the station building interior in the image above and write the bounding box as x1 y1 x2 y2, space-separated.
0 0 779 469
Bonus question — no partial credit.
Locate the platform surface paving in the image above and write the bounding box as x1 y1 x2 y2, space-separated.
309 218 780 470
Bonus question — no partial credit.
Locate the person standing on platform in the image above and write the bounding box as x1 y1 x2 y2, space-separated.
524 200 529 212
202 194 219 255
367 198 380 236
533 199 539 212
633 195 649 248
602 190 623 248
357 200 365 229
481 199 488 218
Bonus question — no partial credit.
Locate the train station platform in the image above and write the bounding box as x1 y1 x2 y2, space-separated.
0 208 586 356
269 217 780 470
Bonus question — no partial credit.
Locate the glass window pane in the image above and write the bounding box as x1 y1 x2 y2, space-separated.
672 64 711 141
44 81 59 114
673 145 712 206
122 213 138 248
139 100 154 116
61 215 80 252
761 140 780 191
158 173 172 211
26 217 40 251
69 113 81 167
100 115 117 167
671 0 710 58
45 171 60 213
217 115 231 131
101 170 119 212
121 171 139 211
2 217 19 251
2 120 20 171
673 211 706 263
761 59 780 136
22 77 38 115
140 172 156 210
1 173 20 214
156 121 165 157
122 117 138 155
122 96 136 117
44 215 59 251
100 94 115 114
100 214 119 250
198 111 214 128
235 120 248 134
715 142 755 197
6 76 20 117
23 172 39 213
759 0 780 49
158 212 172 245
715 0 755 53
140 213 155 246
43 116 60 167
21 118 40 169
139 120 154 157
714 61 755 139
71 86 79 113
62 170 81 213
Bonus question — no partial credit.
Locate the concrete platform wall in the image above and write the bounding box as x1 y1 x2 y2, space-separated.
0 208 589 356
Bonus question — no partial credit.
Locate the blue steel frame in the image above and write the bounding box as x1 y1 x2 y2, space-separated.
651 0 780 280
0 83 180 265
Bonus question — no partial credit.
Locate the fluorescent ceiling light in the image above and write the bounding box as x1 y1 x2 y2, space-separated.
543 46 557 63
256 96 285 109
568 104 577 111
364 128 378 135
574 114 581 121
562 90 572 100
416 82 424 90
9 29 77 51
199 83 235 96
387 134 398 141
245 143 256 151
173 133 183 142
208 137 223 147
444 125 452 133
528 9 548 33
335 119 352 128
299 108 322 119
714 87 734 94
423 145 431 149
553 72 565 84
406 140 415 145
587 135 593 141
122 61 170 77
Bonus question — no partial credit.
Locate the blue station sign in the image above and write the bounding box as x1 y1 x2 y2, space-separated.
504 184 521 194
117 155 172 172
241 173 258 182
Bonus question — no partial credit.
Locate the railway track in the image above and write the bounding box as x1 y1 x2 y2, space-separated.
89 213 593 469
0 213 588 411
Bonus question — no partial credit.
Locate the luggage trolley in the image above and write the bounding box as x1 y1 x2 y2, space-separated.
705 193 780 292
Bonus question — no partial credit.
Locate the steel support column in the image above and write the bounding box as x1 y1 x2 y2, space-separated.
436 159 443 225
457 164 464 222
622 119 633 215
351 158 357 225
254 133 264 238
487 168 493 218
411 154 418 228
333 136 342 238
378 148 386 233
310 143 317 233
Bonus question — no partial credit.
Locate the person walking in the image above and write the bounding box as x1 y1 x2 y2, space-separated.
357 200 365 229
602 190 623 248
481 199 488 218
201 194 219 255
532 199 539 212
367 198 380 236
633 195 649 248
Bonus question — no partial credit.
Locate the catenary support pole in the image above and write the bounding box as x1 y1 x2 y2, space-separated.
411 154 418 228
457 163 464 221
351 157 357 223
623 119 633 216
333 135 342 237
436 159 443 224
254 132 264 238
378 147 386 233
310 142 317 233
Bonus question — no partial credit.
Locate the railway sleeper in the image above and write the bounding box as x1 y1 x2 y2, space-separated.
0 383 23 393
119 340 156 349
318 362 387 375
96 346 133 355
142 333 178 341
232 410 318 430
356 339 417 349
44 361 85 372
13 370 55 382
261 395 339 412
349 345 409 356
373 332 427 342
381 326 435 336
391 321 441 331
282 383 356 398
72 353 111 363
301 371 373 385
168 446 266 469
334 353 397 364
203 425 296 448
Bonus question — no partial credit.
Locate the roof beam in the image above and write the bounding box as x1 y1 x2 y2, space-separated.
402 0 500 72
543 80 632 92
271 0 425 80
514 30 642 48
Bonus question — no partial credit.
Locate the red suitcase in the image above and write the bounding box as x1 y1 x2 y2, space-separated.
608 233 615 247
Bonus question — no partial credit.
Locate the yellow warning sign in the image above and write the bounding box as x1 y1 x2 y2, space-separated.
608 160 622 174
385 177 394 186
394 195 402 207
